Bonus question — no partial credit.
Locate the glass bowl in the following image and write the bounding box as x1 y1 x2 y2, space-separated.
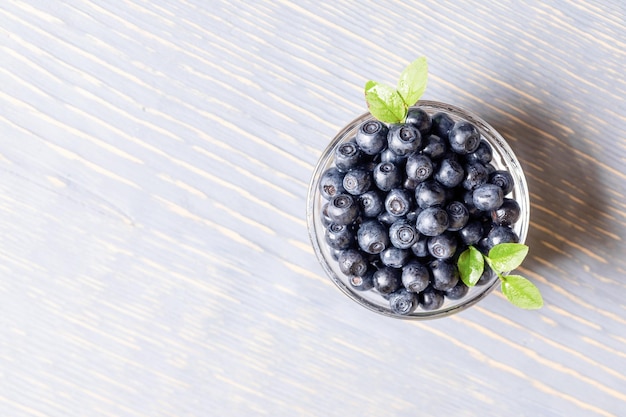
306 100 530 319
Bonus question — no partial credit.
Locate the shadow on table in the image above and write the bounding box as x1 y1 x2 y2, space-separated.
487 104 613 275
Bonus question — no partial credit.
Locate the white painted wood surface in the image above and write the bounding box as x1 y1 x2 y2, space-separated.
1 1 625 416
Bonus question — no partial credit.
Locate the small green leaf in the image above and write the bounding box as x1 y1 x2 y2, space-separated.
397 56 428 107
365 80 377 92
501 275 543 309
488 243 529 273
364 81 407 124
457 246 484 287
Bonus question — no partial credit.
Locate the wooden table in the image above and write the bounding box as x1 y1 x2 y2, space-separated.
1 1 624 416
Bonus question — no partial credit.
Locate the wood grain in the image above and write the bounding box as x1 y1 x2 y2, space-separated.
0 1 624 416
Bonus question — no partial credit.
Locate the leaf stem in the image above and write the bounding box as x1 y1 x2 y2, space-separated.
483 252 493 270
483 251 507 281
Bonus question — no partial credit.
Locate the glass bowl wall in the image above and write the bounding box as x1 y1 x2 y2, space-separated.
306 100 530 319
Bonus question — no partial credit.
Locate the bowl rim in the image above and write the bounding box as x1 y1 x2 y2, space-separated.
306 100 530 319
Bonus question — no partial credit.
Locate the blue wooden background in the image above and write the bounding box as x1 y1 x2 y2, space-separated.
0 1 624 416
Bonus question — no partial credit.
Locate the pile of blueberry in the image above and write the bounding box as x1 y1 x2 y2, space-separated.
318 106 521 315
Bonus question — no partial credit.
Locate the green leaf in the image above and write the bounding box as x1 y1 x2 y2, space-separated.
364 80 377 92
488 243 529 273
457 246 484 287
364 81 407 124
501 275 544 309
397 56 428 107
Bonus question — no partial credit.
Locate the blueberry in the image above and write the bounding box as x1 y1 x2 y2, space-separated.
319 167 345 199
446 201 469 231
445 281 469 300
462 162 489 190
472 184 504 212
489 170 514 195
388 288 418 315
334 139 363 172
485 163 497 175
476 263 496 286
416 207 449 236
337 249 369 277
415 180 446 209
380 247 410 268
327 193 359 225
431 112 455 139
485 225 519 251
343 168 372 196
349 268 375 291
401 260 430 293
491 198 521 226
459 189 479 217
325 223 355 250
406 107 432 136
429 259 460 291
406 209 421 223
403 177 420 191
464 139 493 164
427 232 458 259
458 220 484 246
419 286 444 310
361 159 380 172
358 190 384 218
321 202 332 227
435 156 465 188
477 237 490 254
357 219 389 254
387 124 422 156
373 162 402 191
406 153 434 182
422 134 448 160
410 234 430 258
380 148 406 165
356 120 388 155
385 188 413 217
461 188 474 206
389 219 419 249
377 211 398 226
373 266 401 294
448 121 481 155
